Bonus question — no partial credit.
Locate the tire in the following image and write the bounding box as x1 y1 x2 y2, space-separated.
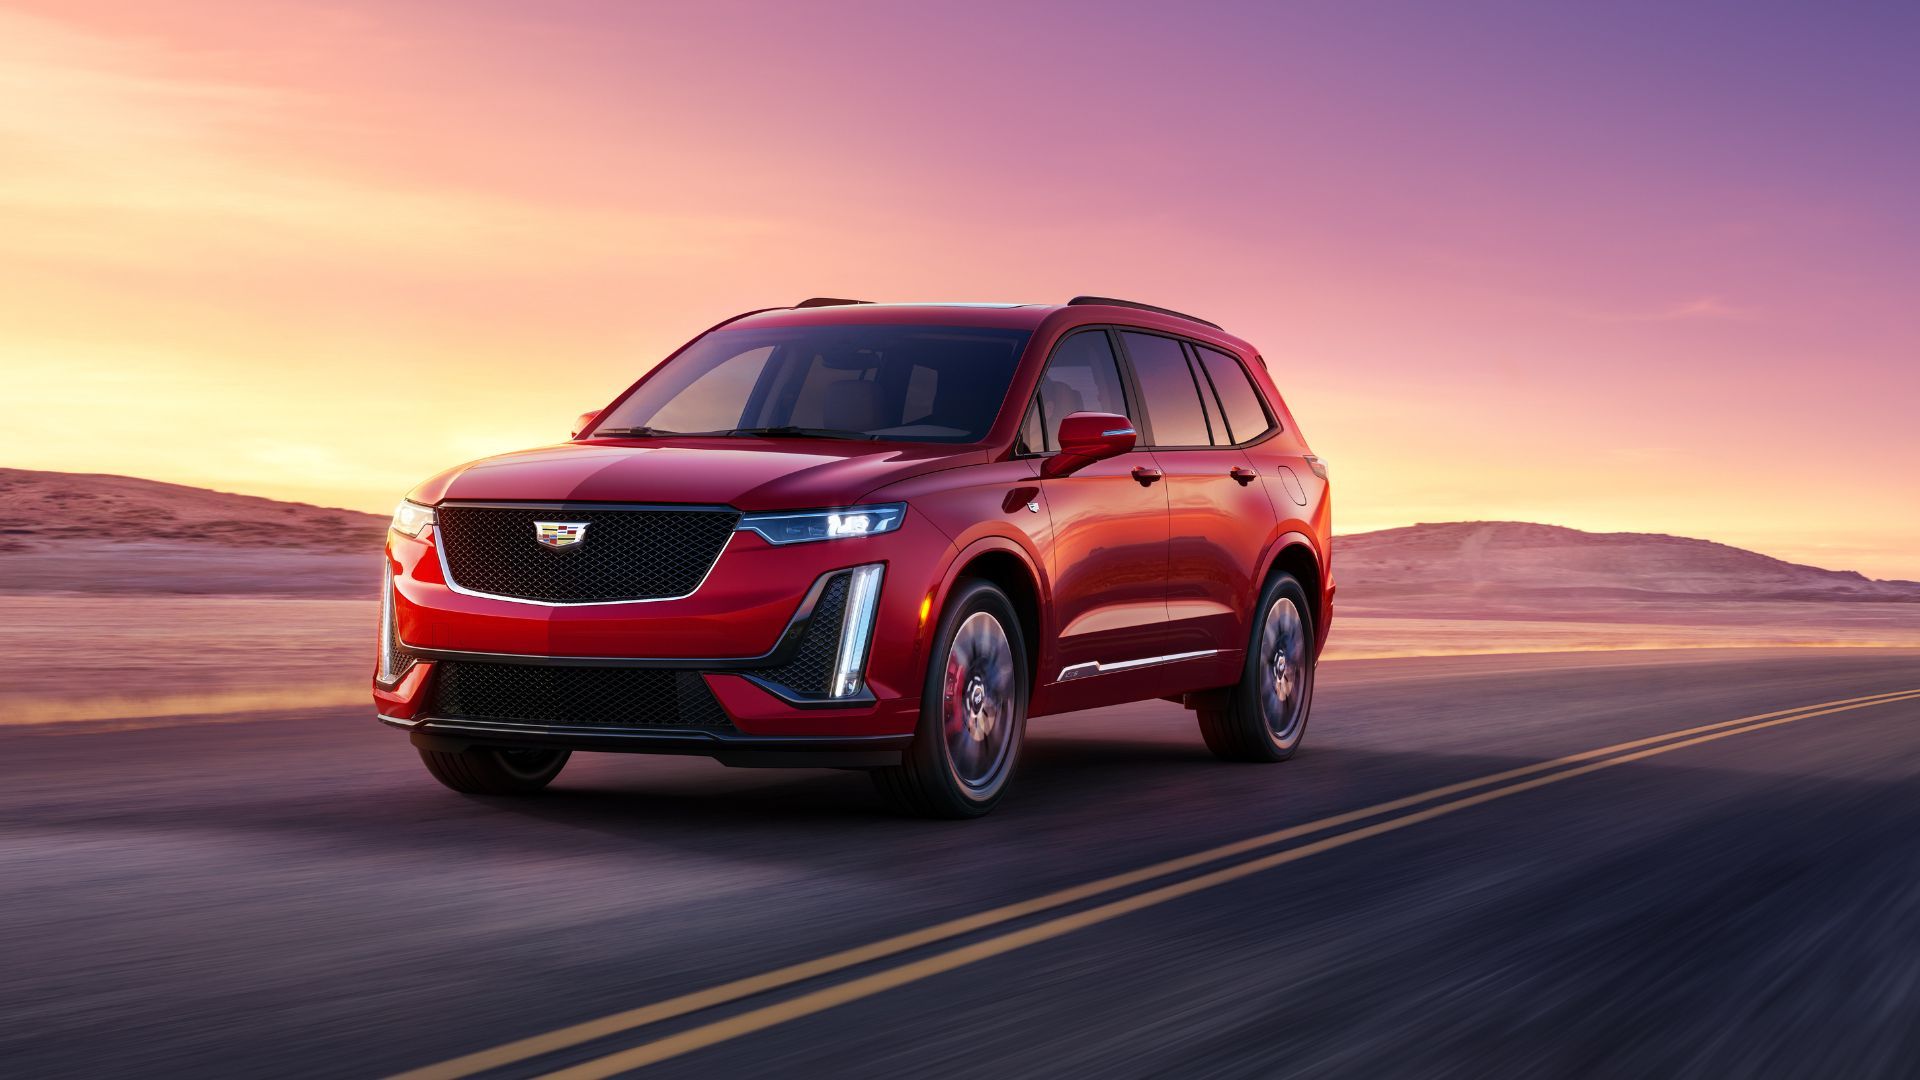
873 579 1029 818
418 746 570 795
1198 572 1317 763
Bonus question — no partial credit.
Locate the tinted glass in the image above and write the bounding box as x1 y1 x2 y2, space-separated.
597 324 1031 442
1194 344 1272 443
1034 331 1129 452
1189 344 1229 446
1017 401 1046 455
645 346 775 433
1122 332 1211 447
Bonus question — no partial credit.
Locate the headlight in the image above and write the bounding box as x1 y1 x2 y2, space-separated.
738 504 905 545
390 500 436 538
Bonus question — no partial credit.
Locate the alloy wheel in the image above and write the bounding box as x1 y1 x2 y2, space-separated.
943 610 1017 796
1258 596 1310 745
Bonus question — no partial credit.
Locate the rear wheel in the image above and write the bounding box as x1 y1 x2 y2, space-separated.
418 746 570 795
1198 572 1316 762
873 580 1028 818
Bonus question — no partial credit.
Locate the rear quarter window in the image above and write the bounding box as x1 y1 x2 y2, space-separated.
1194 344 1274 443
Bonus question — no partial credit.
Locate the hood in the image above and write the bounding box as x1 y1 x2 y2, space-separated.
409 439 983 512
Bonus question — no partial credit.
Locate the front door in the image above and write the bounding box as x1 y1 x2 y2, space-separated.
1025 330 1172 695
1042 451 1171 678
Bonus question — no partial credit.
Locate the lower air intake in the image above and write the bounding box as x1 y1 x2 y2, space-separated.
427 663 733 730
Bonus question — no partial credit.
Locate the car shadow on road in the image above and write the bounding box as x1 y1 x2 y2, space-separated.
448 726 1433 887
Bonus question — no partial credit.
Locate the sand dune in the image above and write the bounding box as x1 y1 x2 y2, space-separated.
1330 520 1920 657
1338 520 1920 606
0 468 384 597
3 469 1917 725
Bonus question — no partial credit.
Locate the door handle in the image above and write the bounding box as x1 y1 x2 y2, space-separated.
1131 465 1163 486
1229 466 1258 486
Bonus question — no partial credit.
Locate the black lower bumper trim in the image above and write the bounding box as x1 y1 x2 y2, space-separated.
398 716 908 766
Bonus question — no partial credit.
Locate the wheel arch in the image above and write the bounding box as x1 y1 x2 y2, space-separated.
927 536 1047 690
1257 532 1330 655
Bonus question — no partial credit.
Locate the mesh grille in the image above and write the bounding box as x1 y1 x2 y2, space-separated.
756 572 848 696
436 505 740 603
428 663 732 730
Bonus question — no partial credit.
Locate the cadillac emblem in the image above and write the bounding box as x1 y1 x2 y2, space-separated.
533 521 589 549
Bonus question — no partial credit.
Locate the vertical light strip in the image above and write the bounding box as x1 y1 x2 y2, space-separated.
377 562 398 685
829 564 885 698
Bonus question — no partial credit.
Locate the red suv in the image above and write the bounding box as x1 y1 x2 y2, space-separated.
376 297 1333 817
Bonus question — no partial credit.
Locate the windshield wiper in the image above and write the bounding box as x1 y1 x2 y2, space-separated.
591 425 685 437
723 426 877 441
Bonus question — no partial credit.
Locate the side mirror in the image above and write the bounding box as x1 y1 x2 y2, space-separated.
1041 412 1136 478
571 410 600 439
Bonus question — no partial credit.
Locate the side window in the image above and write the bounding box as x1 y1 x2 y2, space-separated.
1188 344 1230 446
1031 331 1129 452
1194 345 1274 443
1017 401 1046 455
1120 332 1210 447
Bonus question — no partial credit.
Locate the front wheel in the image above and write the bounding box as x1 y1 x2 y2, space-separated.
1198 573 1317 762
418 746 570 795
873 580 1028 818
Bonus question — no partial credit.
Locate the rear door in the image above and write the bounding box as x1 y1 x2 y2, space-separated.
1191 339 1315 528
1117 331 1278 684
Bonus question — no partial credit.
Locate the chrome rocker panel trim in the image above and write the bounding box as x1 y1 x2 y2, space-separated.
1056 649 1219 683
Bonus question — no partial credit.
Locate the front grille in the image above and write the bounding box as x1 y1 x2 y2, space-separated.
436 504 740 603
428 663 733 730
755 572 849 696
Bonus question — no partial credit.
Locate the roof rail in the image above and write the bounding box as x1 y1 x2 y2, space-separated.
793 297 873 308
1066 295 1222 331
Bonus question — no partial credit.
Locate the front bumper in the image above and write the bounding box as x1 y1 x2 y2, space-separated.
374 507 952 747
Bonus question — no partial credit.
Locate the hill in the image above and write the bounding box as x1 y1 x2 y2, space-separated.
2 469 1914 610
0 468 385 553
1335 520 1920 615
0 469 386 597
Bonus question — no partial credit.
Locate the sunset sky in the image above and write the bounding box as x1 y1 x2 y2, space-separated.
4 1 1917 577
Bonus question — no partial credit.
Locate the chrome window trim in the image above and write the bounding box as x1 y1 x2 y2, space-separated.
1057 649 1218 683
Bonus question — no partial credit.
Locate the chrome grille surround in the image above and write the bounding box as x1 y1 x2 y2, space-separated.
433 502 740 605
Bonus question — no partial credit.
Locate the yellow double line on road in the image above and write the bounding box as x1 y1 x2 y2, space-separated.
395 687 1920 1080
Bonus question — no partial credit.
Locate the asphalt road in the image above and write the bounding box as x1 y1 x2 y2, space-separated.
4 648 1918 1079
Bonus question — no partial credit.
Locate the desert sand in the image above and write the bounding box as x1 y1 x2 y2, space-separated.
3 472 1916 727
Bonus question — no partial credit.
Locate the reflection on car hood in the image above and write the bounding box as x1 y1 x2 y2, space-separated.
409 439 983 512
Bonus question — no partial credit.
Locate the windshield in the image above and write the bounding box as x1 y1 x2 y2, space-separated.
593 324 1031 443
